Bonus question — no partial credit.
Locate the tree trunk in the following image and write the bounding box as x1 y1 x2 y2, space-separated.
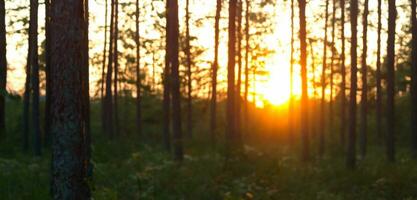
0 0 6 137
339 0 346 149
50 0 90 198
210 0 222 144
135 0 142 136
347 0 358 169
376 0 383 142
386 0 396 162
114 0 120 135
185 0 192 139
319 0 329 157
243 0 250 139
163 0 171 151
359 0 369 159
411 0 417 157
29 0 41 156
236 0 243 143
329 0 336 134
104 0 115 138
101 0 108 135
298 0 309 161
227 0 237 151
289 0 295 144
168 0 183 161
44 0 52 146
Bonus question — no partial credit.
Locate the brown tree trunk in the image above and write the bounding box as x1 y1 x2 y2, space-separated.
411 0 417 157
113 0 120 135
44 0 51 146
0 0 5 137
185 0 192 139
289 0 295 144
319 0 329 157
168 0 183 161
339 0 346 149
104 0 115 138
376 0 383 142
101 0 108 135
135 0 142 136
298 0 309 161
50 0 90 198
163 0 171 151
243 0 250 139
236 0 243 143
347 0 358 169
329 0 336 134
386 0 396 162
227 0 237 151
211 0 222 144
359 0 369 159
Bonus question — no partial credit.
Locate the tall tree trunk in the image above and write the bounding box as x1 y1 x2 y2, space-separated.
298 0 309 161
113 0 120 135
236 0 243 143
227 0 237 151
347 0 358 169
329 0 336 134
44 0 52 146
411 0 417 157
339 0 346 149
163 0 171 151
289 0 295 144
319 0 329 157
386 0 396 162
211 0 222 144
101 0 108 134
135 0 142 136
0 0 6 137
104 0 115 138
359 0 369 159
185 0 192 139
83 0 91 179
168 0 183 161
309 39 317 139
243 0 250 139
30 0 41 156
376 0 383 142
50 0 90 198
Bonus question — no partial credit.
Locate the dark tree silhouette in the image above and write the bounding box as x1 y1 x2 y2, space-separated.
411 0 417 157
236 0 243 141
320 0 329 156
298 0 309 161
168 0 183 161
101 0 108 135
386 0 396 162
289 0 295 144
50 0 91 198
114 0 120 135
0 0 6 137
339 0 346 148
329 0 336 133
44 0 52 146
135 0 142 136
104 0 115 137
227 0 237 150
29 0 41 156
163 0 171 151
185 0 193 139
347 0 358 169
359 0 369 158
211 0 222 144
243 0 250 137
376 0 383 142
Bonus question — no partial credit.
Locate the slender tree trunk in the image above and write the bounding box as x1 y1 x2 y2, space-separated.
135 0 142 136
339 0 346 149
289 0 295 144
319 0 329 157
309 39 317 139
44 0 51 146
114 0 120 135
29 0 41 156
386 0 396 162
83 0 91 179
329 0 336 134
101 0 108 134
50 0 90 198
243 0 250 139
211 0 222 144
168 0 183 161
0 0 6 137
298 0 309 161
411 0 417 157
163 0 171 151
359 0 369 159
376 0 383 142
236 0 243 143
104 0 115 138
347 0 358 169
227 0 237 150
185 0 192 139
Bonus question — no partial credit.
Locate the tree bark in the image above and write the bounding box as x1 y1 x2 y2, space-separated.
135 0 142 136
339 0 346 149
113 0 120 135
104 0 115 138
0 0 6 137
347 0 358 169
185 0 192 139
411 0 417 157
298 0 309 161
329 0 336 134
236 0 243 143
386 0 396 162
50 0 90 198
163 0 171 151
227 0 237 150
376 0 383 142
319 0 329 157
243 0 250 139
101 0 108 135
359 0 369 159
44 0 52 146
210 0 222 144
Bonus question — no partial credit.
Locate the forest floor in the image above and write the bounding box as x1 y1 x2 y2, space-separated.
1 100 417 199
